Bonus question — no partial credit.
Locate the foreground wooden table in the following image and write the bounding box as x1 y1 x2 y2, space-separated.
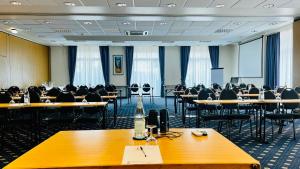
4 129 260 169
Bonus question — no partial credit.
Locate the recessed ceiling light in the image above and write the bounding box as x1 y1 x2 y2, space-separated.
263 3 274 8
116 3 127 7
83 21 92 25
167 3 176 8
64 2 76 6
160 22 167 25
10 28 18 34
10 1 22 6
216 4 225 8
122 21 130 25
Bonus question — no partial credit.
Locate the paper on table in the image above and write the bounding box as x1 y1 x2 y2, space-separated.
122 145 163 165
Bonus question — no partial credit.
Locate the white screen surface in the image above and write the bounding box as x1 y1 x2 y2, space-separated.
239 38 263 77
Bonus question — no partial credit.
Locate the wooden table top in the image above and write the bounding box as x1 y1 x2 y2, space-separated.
0 102 108 108
11 95 117 101
194 99 300 104
4 129 259 169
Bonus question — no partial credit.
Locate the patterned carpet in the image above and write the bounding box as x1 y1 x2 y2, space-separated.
1 97 300 169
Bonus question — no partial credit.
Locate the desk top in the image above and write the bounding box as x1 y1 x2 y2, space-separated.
0 102 108 108
4 129 259 169
11 95 117 101
194 99 300 104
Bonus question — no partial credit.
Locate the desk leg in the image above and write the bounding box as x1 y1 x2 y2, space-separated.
196 105 200 128
102 106 107 129
120 90 122 107
114 99 117 127
182 98 185 127
174 96 177 114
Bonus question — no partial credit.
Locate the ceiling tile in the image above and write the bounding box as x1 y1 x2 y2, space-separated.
232 0 265 8
134 0 160 7
280 0 300 8
159 0 187 7
80 0 109 6
184 0 213 7
208 0 240 8
256 0 292 8
108 0 134 7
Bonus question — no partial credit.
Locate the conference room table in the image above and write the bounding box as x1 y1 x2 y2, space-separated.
11 95 119 127
4 128 260 169
0 102 108 142
193 99 300 143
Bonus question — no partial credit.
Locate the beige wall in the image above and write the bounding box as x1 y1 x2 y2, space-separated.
293 21 300 87
0 32 49 88
50 46 69 86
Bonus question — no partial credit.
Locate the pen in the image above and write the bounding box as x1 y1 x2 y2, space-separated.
140 146 147 157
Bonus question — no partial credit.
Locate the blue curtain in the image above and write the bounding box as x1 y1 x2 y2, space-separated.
159 46 165 97
266 33 280 89
180 46 191 85
68 46 77 85
209 46 219 68
125 46 134 96
100 46 110 85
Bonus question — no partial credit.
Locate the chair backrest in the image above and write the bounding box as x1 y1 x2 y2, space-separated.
0 92 12 103
98 88 108 96
85 92 102 102
38 85 46 92
277 87 285 94
131 83 139 92
219 89 237 109
95 84 105 91
47 87 61 97
56 92 75 102
295 86 300 93
143 83 151 92
239 83 247 89
190 87 198 95
264 90 277 112
249 87 259 99
198 88 216 100
28 86 42 95
76 87 89 96
8 86 20 95
65 84 77 93
110 84 117 90
281 88 299 110
263 85 272 91
232 86 241 94
224 83 232 90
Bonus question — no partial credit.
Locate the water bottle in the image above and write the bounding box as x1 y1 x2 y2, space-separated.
259 89 264 100
24 89 30 104
134 96 146 139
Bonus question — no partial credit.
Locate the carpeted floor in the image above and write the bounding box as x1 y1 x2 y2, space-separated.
1 97 300 169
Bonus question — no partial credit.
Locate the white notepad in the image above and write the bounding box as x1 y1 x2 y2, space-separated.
122 145 163 165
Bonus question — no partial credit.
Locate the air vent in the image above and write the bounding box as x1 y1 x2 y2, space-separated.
214 28 233 34
125 30 149 36
55 29 72 33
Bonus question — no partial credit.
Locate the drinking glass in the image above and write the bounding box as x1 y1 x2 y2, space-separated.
207 93 212 100
146 124 157 142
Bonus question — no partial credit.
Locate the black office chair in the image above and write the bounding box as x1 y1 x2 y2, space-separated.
277 87 285 94
38 85 46 93
129 83 139 102
142 83 152 103
28 86 42 96
232 86 241 94
212 83 222 91
105 84 115 92
249 87 260 100
55 92 76 129
76 92 103 129
95 84 105 91
220 89 252 138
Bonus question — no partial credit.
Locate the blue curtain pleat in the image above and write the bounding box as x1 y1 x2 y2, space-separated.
180 46 191 85
68 46 77 85
209 46 219 68
266 33 280 89
125 46 134 96
159 46 165 97
100 46 110 85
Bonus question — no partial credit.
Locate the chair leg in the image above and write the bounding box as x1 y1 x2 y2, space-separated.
239 120 243 133
227 120 231 139
271 120 274 141
292 119 296 140
250 119 253 137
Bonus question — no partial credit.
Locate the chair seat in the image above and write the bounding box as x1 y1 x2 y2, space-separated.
202 115 227 121
265 113 294 120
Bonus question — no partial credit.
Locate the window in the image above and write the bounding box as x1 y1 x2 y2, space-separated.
279 27 293 87
185 46 211 87
73 45 105 86
131 46 161 96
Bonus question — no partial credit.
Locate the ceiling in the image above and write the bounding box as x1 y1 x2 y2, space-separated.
0 0 298 46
